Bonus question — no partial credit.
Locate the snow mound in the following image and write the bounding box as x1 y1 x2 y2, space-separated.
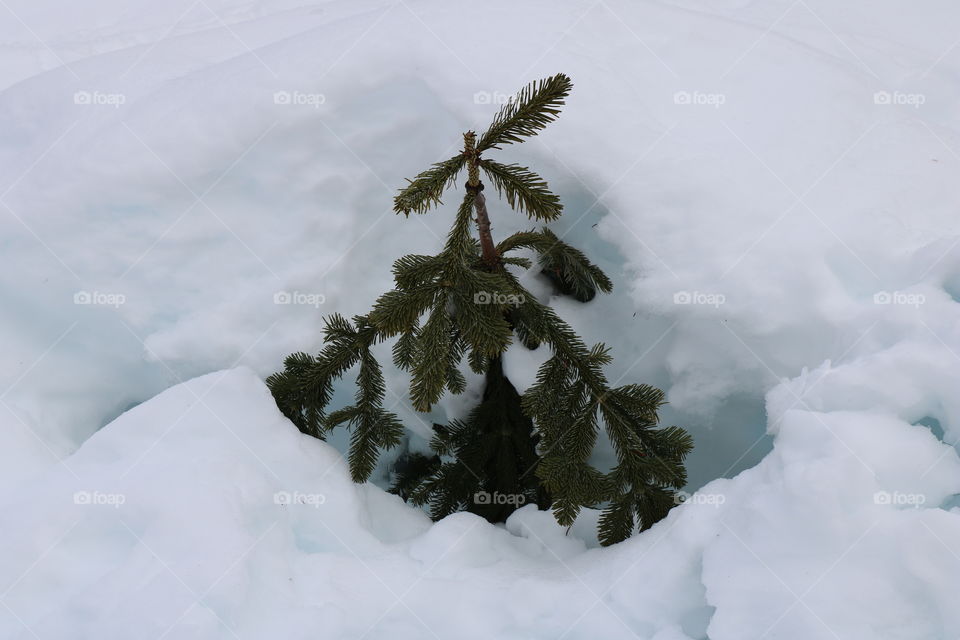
2 367 960 639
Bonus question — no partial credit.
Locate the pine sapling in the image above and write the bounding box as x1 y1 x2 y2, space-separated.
267 73 693 545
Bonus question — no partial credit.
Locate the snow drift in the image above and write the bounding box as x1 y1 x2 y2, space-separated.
3 368 959 639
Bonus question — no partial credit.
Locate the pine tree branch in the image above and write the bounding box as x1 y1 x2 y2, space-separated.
495 230 544 255
499 274 690 544
394 154 467 216
389 451 442 502
267 314 384 444
480 160 563 221
497 228 612 301
368 286 441 336
410 295 454 411
534 228 612 301
392 322 420 371
392 254 445 290
443 191 483 266
323 328 405 482
476 74 573 151
598 495 636 546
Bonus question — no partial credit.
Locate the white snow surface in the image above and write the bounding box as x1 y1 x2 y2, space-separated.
3 0 960 638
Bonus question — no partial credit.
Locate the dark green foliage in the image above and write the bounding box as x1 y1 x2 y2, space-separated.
393 155 467 217
389 449 441 502
477 74 574 151
537 227 613 302
400 357 548 522
480 160 563 221
498 227 613 302
396 75 572 222
266 314 404 482
268 73 693 545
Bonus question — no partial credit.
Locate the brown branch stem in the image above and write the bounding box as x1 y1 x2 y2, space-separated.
463 131 499 270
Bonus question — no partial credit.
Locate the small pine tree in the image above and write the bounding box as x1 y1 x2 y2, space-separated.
267 74 693 545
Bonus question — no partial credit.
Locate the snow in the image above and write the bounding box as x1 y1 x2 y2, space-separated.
3 0 960 637
6 368 959 638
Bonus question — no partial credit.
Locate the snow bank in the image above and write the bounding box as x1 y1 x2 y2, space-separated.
3 368 960 639
0 368 702 639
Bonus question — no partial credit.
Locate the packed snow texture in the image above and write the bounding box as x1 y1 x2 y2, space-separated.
3 0 960 638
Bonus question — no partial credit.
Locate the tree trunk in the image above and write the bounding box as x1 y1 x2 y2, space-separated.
471 190 499 269
463 131 499 270
465 355 549 523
